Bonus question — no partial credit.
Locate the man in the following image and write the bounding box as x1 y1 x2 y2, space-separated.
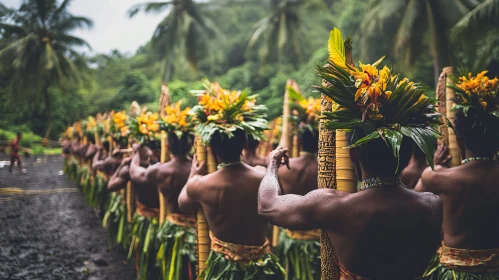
276 128 321 279
127 143 161 280
9 132 26 174
242 134 268 167
179 129 284 279
129 132 195 279
260 137 443 279
402 144 451 189
416 108 499 278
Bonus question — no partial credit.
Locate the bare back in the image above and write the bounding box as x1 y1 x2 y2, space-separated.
133 163 160 209
278 155 317 195
329 187 442 279
198 164 268 246
424 162 499 249
157 158 192 214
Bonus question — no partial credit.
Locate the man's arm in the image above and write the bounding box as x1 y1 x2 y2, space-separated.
178 156 207 214
258 148 347 230
129 144 158 186
108 158 131 192
415 144 451 193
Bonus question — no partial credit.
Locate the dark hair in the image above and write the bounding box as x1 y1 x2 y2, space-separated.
168 132 191 156
87 134 95 144
246 134 260 150
300 128 319 153
103 141 110 151
210 129 246 163
454 110 499 156
349 132 414 175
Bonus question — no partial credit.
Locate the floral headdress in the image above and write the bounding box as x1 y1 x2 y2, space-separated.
64 126 74 140
190 80 269 144
110 110 130 141
449 70 499 140
129 111 160 144
288 86 321 135
158 100 193 138
315 28 449 170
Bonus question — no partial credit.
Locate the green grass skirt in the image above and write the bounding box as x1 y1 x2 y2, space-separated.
200 251 285 280
156 221 197 280
129 214 161 280
277 230 321 280
102 193 132 249
422 254 499 280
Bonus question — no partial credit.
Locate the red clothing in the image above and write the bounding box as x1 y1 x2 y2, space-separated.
10 138 19 157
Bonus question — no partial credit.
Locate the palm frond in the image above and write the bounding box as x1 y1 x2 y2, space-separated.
56 34 92 50
394 0 422 54
127 2 174 18
450 0 499 40
53 16 93 32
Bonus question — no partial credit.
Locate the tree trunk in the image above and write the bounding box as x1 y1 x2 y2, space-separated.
43 85 52 140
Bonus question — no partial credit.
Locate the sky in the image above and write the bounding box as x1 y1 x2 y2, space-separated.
3 0 166 55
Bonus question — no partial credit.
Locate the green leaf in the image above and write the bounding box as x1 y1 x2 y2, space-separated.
347 131 381 148
327 28 346 67
381 128 404 173
287 85 305 102
401 126 438 170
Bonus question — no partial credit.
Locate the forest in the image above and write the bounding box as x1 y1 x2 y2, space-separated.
1 0 498 142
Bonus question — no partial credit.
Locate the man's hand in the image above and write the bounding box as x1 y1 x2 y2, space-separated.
132 143 141 153
434 144 451 167
269 147 290 170
121 156 132 166
190 155 207 178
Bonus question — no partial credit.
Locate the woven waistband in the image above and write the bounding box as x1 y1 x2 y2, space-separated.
136 201 159 219
440 244 499 272
285 229 321 240
166 213 196 228
210 232 270 262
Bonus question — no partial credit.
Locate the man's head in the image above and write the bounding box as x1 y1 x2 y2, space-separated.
245 134 260 151
139 146 153 166
299 128 319 153
168 132 192 156
210 129 246 163
348 133 414 179
454 110 499 157
16 132 22 139
103 141 110 152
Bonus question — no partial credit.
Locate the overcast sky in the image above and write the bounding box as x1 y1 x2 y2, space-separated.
3 0 166 55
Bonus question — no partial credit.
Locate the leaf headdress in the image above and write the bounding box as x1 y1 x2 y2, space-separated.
158 100 194 138
315 28 449 170
287 86 321 135
190 80 269 144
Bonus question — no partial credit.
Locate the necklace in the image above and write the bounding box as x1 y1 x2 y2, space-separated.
299 151 316 157
461 157 494 165
217 161 242 170
359 176 403 192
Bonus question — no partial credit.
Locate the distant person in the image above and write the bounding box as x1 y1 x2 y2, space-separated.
9 132 26 174
242 134 268 167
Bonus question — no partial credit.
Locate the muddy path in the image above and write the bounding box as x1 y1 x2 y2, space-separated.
0 155 135 280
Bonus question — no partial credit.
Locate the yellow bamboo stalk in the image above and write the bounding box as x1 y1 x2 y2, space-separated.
292 134 300 158
443 67 462 167
279 80 292 149
94 131 100 146
335 131 356 193
159 131 169 225
195 135 210 276
436 70 449 146
126 140 135 223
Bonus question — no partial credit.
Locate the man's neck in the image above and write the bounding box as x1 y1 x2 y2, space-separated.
243 149 258 157
465 149 495 160
171 154 189 161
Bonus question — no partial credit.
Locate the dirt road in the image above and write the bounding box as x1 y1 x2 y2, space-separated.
0 155 135 280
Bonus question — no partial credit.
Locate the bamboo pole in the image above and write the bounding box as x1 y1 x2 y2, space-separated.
195 136 210 276
292 135 300 158
126 140 135 223
159 131 169 225
279 80 294 149
436 70 449 146
335 131 356 193
443 67 462 167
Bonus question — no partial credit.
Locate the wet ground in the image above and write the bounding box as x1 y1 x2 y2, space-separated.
0 155 135 280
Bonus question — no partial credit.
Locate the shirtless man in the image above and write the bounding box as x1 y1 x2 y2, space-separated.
242 134 268 167
416 110 499 278
179 129 284 279
276 128 321 279
259 136 443 280
128 133 195 279
9 132 26 174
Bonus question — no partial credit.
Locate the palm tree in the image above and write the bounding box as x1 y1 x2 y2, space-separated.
248 0 303 65
0 0 93 139
128 0 222 81
361 0 473 85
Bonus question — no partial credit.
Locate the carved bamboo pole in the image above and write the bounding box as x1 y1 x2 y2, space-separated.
335 131 357 193
443 67 462 167
292 135 300 158
195 136 210 275
437 70 449 146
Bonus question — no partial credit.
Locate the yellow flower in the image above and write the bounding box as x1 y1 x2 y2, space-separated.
207 114 220 121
